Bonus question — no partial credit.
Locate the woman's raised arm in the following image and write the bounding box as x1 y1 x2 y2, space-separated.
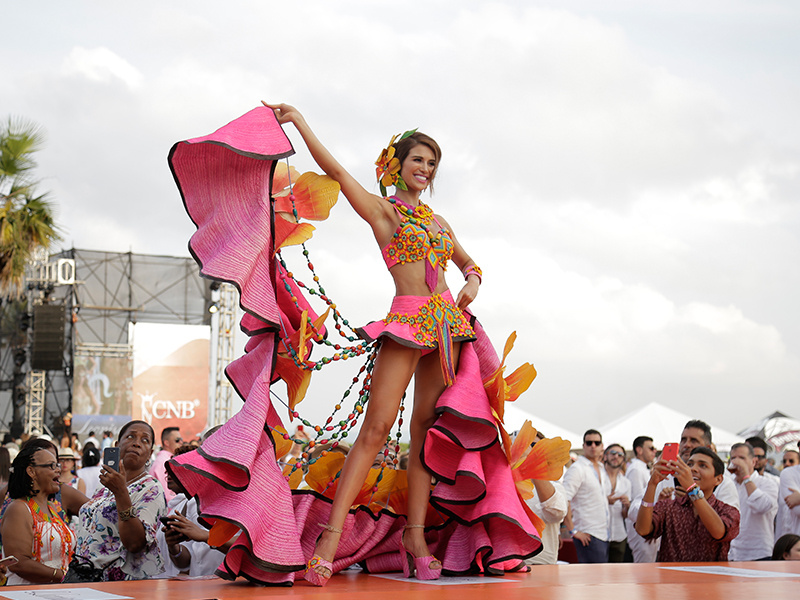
263 102 386 228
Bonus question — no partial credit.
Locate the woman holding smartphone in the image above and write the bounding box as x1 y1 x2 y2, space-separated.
70 420 167 581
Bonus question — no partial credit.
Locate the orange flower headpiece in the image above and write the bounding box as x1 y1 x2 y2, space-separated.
375 128 417 196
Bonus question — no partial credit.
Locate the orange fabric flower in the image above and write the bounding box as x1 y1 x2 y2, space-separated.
274 308 330 415
483 332 537 424
270 163 339 252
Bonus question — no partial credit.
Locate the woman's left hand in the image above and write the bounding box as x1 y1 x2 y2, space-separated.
455 279 479 310
99 462 129 498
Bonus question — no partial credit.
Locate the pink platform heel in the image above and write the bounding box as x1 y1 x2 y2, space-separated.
303 523 342 587
400 524 442 580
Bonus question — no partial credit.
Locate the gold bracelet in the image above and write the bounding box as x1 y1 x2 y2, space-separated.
118 507 135 521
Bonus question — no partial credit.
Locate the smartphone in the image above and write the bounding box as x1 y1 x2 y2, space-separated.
0 556 18 568
159 516 173 527
660 443 679 474
103 447 120 471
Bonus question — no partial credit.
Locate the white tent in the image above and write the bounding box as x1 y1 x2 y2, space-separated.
738 411 800 452
502 403 582 449
599 401 740 454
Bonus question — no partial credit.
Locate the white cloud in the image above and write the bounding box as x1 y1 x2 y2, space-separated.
61 47 144 89
2 0 800 434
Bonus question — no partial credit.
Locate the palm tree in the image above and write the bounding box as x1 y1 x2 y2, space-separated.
0 117 61 295
0 117 61 437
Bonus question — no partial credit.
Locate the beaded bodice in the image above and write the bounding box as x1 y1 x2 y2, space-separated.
380 197 454 291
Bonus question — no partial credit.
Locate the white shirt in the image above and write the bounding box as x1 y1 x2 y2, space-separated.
562 456 610 541
156 494 226 578
76 464 102 499
626 495 659 563
627 458 650 502
525 481 568 565
604 471 632 542
776 465 800 540
729 470 779 561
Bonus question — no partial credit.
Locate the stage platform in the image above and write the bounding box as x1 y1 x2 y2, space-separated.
3 562 799 600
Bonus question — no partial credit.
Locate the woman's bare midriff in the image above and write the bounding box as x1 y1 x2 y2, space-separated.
388 260 450 297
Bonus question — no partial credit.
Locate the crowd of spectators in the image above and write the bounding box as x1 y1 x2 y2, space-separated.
0 424 226 585
0 417 799 585
552 420 800 565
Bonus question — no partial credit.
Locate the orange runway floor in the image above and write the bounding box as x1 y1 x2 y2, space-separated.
3 562 800 600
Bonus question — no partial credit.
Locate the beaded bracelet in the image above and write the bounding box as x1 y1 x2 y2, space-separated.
687 486 702 500
463 264 482 284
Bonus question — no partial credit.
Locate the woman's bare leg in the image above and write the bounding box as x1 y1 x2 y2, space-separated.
310 339 420 574
403 343 461 559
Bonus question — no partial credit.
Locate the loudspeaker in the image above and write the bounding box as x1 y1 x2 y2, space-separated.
31 304 65 371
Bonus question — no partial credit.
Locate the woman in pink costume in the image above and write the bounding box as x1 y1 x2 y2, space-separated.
266 103 482 584
167 104 548 586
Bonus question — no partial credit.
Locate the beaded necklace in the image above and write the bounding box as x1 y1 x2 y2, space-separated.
26 496 74 571
387 196 444 241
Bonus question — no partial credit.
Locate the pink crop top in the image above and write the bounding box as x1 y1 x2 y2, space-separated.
380 197 454 291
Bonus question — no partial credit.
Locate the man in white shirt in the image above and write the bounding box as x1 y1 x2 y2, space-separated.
627 436 656 501
562 429 610 563
84 430 99 449
776 464 800 539
603 443 631 562
626 436 655 563
727 442 778 561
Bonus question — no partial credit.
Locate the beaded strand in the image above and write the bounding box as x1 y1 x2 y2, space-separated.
268 160 406 496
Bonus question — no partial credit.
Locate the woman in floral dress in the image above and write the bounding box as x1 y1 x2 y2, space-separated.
72 420 166 580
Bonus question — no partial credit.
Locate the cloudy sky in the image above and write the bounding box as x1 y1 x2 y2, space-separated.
4 0 800 440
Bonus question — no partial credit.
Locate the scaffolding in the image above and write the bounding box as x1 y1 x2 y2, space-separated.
1 248 214 437
24 370 46 434
211 283 238 426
